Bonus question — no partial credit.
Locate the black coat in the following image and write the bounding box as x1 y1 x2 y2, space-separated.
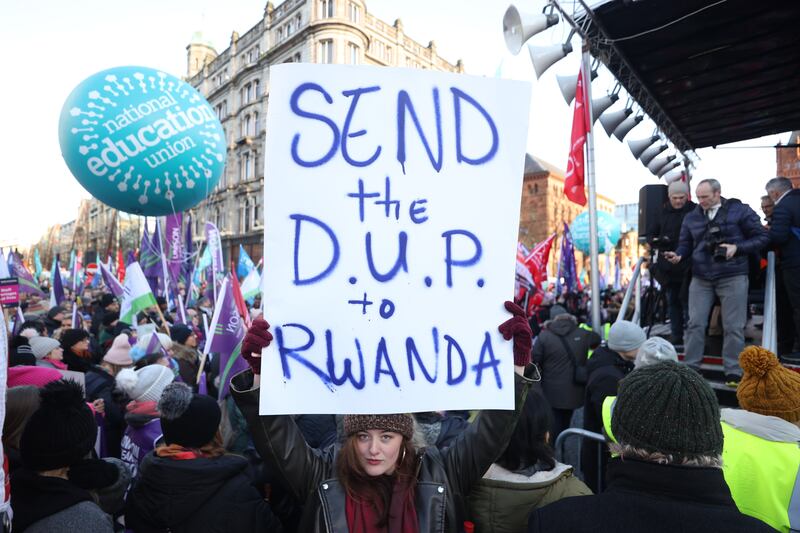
84 366 125 458
770 188 800 269
528 458 773 532
126 452 284 533
675 198 769 281
532 317 600 410
648 200 695 286
232 370 533 533
580 346 634 492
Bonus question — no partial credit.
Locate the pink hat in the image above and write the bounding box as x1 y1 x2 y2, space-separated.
8 366 63 388
103 334 133 366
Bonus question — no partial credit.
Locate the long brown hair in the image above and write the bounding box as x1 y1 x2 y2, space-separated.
336 434 418 527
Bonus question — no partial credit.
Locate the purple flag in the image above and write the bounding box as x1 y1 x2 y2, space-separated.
52 258 65 306
8 252 45 297
99 261 124 297
205 276 248 400
559 222 578 294
183 214 194 289
126 250 136 267
140 221 163 296
144 332 168 358
166 214 183 297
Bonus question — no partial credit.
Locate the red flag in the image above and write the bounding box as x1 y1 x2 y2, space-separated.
564 69 588 206
524 233 557 285
230 263 252 328
117 249 126 283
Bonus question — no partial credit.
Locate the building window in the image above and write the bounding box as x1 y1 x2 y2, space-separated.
242 152 252 181
349 2 360 22
244 115 252 137
253 79 260 98
287 20 294 36
278 27 283 41
296 14 302 28
319 39 333 63
254 198 262 227
348 42 359 64
244 198 253 233
320 0 335 18
254 112 260 135
294 52 301 62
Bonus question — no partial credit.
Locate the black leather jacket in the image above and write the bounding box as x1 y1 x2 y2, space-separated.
231 370 533 533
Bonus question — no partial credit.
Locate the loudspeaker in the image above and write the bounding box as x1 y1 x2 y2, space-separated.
638 184 668 243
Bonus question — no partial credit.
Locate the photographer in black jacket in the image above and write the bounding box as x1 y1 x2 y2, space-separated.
647 181 695 344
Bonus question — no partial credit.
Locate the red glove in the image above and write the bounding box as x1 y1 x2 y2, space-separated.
498 301 532 367
241 318 273 375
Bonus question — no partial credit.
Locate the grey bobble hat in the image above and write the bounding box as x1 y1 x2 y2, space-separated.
612 361 723 459
29 336 61 360
607 321 647 353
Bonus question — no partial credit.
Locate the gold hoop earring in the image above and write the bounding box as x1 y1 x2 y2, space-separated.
400 447 407 464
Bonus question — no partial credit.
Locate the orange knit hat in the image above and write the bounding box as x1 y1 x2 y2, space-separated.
737 346 800 423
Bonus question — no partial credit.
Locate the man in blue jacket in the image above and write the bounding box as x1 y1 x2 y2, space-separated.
767 176 800 352
664 179 768 385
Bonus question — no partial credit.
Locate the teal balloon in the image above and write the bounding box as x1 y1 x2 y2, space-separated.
59 66 225 216
570 211 622 254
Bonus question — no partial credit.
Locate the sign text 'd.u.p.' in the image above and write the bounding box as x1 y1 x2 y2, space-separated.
260 64 530 414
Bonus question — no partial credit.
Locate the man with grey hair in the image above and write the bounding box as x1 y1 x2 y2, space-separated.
665 179 768 386
767 176 800 353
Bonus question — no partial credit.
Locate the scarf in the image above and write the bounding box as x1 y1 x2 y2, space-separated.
126 400 159 417
345 475 419 533
155 440 225 461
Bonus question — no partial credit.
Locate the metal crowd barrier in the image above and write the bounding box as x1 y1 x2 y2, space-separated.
617 256 646 325
554 428 608 492
762 251 777 354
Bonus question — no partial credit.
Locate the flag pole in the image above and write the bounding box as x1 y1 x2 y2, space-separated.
582 45 602 334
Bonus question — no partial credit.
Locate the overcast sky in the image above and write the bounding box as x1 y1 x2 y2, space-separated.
0 0 785 247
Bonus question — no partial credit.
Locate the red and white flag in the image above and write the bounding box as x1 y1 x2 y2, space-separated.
564 70 588 206
524 233 556 285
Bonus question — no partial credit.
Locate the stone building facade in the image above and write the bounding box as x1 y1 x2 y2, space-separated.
776 131 800 187
518 154 618 278
184 0 463 265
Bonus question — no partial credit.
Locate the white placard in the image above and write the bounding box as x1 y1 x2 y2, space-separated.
260 64 530 414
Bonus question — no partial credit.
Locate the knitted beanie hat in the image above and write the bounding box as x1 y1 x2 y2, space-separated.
159 382 221 448
607 321 647 353
612 361 723 459
20 379 97 470
115 365 174 403
60 328 89 350
29 336 61 360
170 324 193 345
737 346 800 423
343 414 414 440
103 334 133 366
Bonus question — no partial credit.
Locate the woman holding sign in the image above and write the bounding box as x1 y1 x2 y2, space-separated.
231 302 536 533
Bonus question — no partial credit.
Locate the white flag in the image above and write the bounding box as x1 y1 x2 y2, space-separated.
120 262 158 325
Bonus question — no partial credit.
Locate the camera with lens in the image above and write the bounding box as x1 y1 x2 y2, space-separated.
650 235 673 252
706 224 729 262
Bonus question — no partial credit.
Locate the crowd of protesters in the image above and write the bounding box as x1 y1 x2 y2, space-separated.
2 176 800 532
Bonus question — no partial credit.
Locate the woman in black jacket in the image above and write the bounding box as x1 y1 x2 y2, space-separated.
125 382 284 532
231 302 536 533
